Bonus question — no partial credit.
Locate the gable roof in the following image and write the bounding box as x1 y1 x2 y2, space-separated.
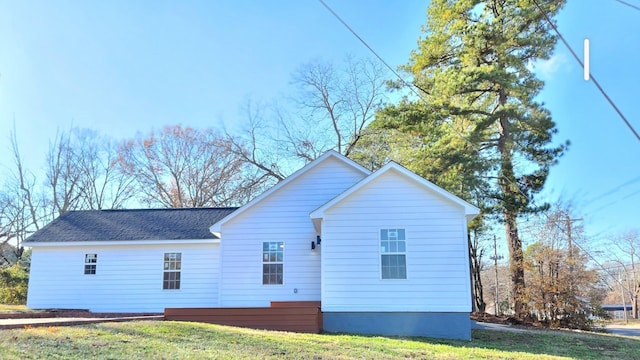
25 208 237 245
310 161 480 224
209 150 371 236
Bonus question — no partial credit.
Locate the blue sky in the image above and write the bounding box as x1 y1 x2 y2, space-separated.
1 1 638 249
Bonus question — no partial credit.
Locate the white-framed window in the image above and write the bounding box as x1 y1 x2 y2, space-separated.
380 228 407 279
84 253 97 275
163 252 181 290
262 241 283 285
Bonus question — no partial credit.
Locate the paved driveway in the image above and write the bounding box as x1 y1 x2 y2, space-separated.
0 315 163 330
606 325 640 337
475 321 640 338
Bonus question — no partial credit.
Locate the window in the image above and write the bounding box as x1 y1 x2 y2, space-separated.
84 253 97 275
262 241 283 285
163 252 181 290
380 229 407 279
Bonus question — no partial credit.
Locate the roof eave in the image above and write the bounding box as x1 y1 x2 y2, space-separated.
311 161 481 223
25 238 221 247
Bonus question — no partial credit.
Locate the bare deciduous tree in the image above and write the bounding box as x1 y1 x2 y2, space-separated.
118 125 263 208
0 132 46 264
469 228 486 313
75 132 136 210
606 230 640 319
228 57 388 181
1 127 137 266
46 130 83 215
290 57 387 158
225 101 287 185
46 128 136 214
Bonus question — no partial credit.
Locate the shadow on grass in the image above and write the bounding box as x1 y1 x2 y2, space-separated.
436 328 638 359
318 327 640 360
76 321 640 360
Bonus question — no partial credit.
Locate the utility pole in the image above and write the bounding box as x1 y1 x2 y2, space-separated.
565 216 582 291
566 215 572 261
620 272 629 324
565 216 583 260
490 235 503 315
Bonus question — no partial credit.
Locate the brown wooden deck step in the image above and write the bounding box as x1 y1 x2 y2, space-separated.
164 301 322 333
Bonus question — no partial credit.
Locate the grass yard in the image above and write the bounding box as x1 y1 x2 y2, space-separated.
0 321 638 359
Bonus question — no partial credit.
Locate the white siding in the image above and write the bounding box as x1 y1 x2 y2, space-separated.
27 243 220 312
321 169 472 312
218 156 367 307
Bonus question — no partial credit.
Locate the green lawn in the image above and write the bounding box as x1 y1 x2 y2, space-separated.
0 320 638 359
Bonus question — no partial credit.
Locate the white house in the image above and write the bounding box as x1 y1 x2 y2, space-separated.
25 151 479 339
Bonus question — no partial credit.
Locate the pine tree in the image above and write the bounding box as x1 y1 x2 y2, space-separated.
384 0 568 317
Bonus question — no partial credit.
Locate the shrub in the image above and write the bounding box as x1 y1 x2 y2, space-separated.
0 262 29 304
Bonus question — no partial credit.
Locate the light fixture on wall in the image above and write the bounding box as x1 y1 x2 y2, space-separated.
316 235 321 245
311 241 316 250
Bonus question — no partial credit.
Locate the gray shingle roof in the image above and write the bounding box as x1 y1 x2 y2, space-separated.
24 208 237 243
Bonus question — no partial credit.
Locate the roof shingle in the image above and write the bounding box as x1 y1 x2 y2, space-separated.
25 208 237 243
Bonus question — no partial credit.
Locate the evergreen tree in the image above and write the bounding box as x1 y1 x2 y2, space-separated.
376 0 568 317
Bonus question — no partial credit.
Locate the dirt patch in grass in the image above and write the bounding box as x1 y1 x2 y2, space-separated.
0 305 40 314
472 312 523 324
471 311 546 330
472 312 596 331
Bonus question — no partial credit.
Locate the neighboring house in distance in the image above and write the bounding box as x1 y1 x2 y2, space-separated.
25 151 480 340
600 304 634 320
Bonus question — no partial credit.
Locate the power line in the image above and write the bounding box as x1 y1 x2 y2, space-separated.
576 175 640 223
317 0 460 130
318 0 628 264
532 0 640 143
584 175 640 205
614 0 640 12
317 0 537 206
549 217 628 293
318 1 613 267
584 187 640 218
317 0 399 86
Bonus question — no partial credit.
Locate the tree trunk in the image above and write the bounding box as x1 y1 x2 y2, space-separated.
497 88 526 318
468 232 486 313
504 211 525 317
633 287 639 319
